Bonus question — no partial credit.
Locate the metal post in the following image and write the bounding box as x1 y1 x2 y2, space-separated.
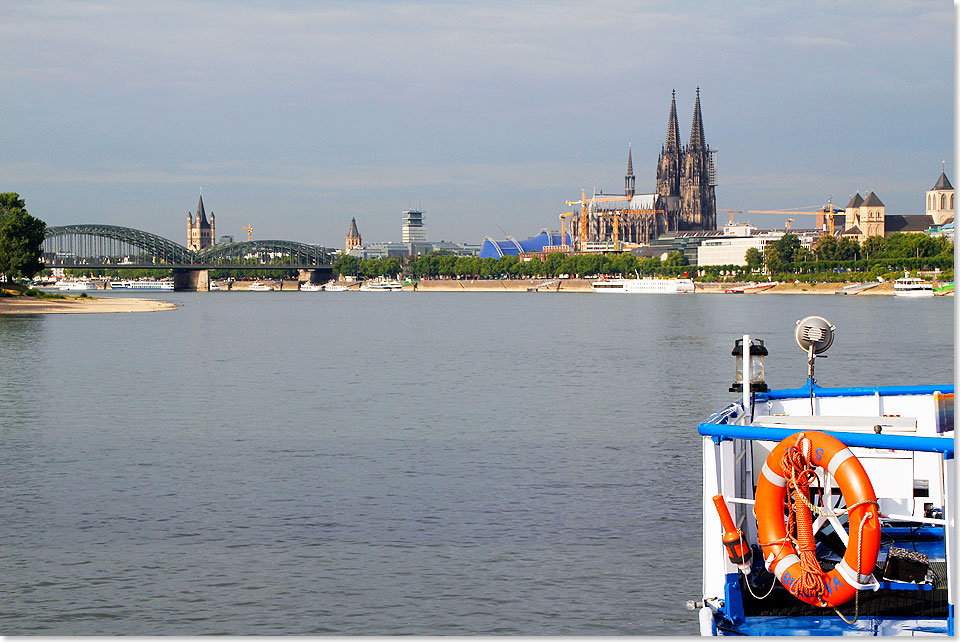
742 334 751 420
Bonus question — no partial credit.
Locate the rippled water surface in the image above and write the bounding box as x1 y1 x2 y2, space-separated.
0 291 952 634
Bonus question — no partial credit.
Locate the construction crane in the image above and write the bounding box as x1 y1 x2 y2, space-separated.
559 212 574 246
719 209 744 225
747 200 843 235
243 225 253 241
596 209 665 250
564 189 631 249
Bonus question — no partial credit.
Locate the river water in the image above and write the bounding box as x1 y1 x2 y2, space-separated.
0 291 953 635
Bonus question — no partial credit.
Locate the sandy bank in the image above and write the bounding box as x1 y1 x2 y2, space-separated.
0 296 177 314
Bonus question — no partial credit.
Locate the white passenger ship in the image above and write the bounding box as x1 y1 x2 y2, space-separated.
591 276 695 293
696 316 954 636
360 278 403 291
56 279 99 291
109 279 174 290
893 275 934 297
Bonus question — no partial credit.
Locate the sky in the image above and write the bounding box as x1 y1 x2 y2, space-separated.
2 1 955 248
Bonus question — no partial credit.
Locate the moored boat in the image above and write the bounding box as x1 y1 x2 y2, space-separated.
695 316 954 636
591 276 695 293
56 279 99 291
110 279 174 290
299 283 323 292
247 281 275 291
893 274 934 297
360 277 403 291
322 280 349 292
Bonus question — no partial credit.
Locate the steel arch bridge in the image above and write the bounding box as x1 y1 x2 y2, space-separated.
196 240 335 266
43 224 334 267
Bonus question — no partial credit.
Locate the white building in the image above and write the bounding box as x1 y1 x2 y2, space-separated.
401 209 427 243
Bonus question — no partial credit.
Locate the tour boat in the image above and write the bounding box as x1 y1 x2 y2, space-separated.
109 279 174 290
247 282 275 291
56 279 99 291
322 280 349 292
360 278 404 292
695 316 954 636
299 283 323 292
893 275 934 297
591 276 695 293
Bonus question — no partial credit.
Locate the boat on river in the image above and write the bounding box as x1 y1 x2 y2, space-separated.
322 280 349 292
893 275 934 297
360 278 403 291
591 276 694 293
247 282 275 291
299 283 323 292
56 279 99 291
696 316 954 636
109 279 174 290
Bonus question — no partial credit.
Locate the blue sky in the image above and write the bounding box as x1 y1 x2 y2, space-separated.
2 1 954 247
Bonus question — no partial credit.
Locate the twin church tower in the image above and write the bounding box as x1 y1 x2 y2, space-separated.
652 88 717 232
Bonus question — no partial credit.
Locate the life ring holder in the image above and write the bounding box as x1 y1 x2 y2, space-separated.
754 431 881 608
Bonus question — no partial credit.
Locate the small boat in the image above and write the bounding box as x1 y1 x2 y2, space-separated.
299 283 323 292
695 316 954 636
591 276 695 293
724 281 780 294
893 274 934 297
322 281 349 291
360 277 403 292
56 279 99 291
247 281 274 291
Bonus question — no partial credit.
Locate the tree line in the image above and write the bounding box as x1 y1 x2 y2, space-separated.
331 231 953 283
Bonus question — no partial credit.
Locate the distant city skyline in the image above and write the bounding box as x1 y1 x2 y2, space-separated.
2 1 954 247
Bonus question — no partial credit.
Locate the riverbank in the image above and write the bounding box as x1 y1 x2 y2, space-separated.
409 279 921 294
0 296 177 314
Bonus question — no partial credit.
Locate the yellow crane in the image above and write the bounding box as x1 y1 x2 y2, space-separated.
243 225 253 241
719 209 744 225
564 189 630 249
747 200 843 235
559 212 575 246
596 209 665 250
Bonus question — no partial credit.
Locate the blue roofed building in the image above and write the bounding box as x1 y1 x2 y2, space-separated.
479 230 568 259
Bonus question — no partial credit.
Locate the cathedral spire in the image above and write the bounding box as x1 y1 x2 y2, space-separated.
665 89 681 153
624 143 635 198
688 87 706 151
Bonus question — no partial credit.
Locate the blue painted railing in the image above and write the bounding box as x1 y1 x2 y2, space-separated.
760 382 953 401
698 422 954 457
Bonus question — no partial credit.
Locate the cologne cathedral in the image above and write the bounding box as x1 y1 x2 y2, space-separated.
570 89 717 247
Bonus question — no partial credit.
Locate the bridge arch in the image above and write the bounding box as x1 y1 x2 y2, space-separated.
44 224 196 265
196 240 334 266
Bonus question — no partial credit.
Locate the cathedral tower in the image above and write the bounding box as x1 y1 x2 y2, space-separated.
656 90 682 200
679 88 716 230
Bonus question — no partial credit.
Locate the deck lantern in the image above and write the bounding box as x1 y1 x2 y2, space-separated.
730 338 768 393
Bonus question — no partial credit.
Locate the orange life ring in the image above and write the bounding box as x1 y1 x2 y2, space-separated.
754 431 881 607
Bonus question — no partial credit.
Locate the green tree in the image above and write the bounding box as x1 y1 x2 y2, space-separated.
0 193 46 283
333 253 359 278
744 247 763 270
813 234 839 261
862 235 885 260
663 250 686 267
836 237 861 261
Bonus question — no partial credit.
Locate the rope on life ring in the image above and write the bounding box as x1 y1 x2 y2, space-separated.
754 431 881 608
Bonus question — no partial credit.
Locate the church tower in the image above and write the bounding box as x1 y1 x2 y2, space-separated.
186 193 215 251
624 143 635 198
656 90 682 200
679 88 716 230
926 170 954 225
346 217 362 251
